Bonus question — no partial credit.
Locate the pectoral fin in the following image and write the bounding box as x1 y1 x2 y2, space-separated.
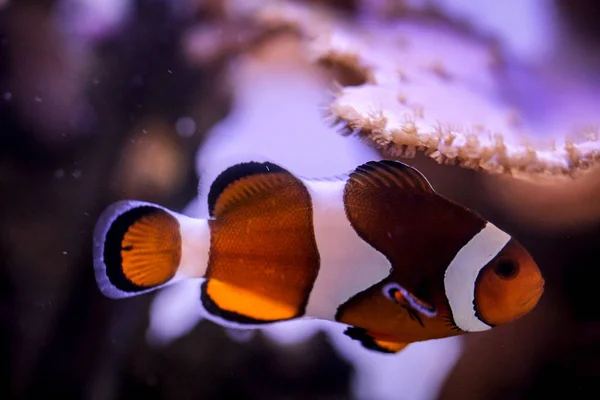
343 327 409 354
383 282 437 318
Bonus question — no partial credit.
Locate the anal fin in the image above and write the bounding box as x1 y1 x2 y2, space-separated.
201 279 298 325
344 327 409 354
372 339 409 353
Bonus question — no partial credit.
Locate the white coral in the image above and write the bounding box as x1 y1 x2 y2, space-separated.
197 0 600 178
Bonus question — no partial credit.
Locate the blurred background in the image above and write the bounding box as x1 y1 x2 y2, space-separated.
1 0 600 399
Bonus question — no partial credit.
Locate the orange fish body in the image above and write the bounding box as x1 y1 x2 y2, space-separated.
93 160 544 353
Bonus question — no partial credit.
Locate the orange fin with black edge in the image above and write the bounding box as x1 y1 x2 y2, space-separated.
93 201 185 299
372 339 409 354
200 161 320 326
343 159 488 297
344 327 409 354
348 160 434 193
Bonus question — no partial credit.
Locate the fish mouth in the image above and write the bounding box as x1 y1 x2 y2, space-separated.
519 283 545 309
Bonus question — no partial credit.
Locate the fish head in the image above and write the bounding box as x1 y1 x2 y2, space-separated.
336 228 545 348
471 237 545 327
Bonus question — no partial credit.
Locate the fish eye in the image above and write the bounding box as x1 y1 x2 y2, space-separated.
493 258 519 280
382 282 402 302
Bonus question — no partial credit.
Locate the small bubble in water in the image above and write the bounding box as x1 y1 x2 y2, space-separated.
175 116 196 138
3 92 12 101
54 169 65 179
34 96 42 103
72 169 82 178
142 128 148 134
167 69 172 74
62 251 68 255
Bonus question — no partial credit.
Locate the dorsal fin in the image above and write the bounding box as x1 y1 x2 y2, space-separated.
342 159 481 296
349 160 434 193
207 161 290 217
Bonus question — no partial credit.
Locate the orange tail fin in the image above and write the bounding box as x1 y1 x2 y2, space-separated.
93 201 184 298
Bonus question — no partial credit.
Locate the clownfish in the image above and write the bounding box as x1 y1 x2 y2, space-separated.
93 160 544 354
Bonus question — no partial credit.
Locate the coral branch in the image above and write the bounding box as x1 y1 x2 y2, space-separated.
185 0 600 179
